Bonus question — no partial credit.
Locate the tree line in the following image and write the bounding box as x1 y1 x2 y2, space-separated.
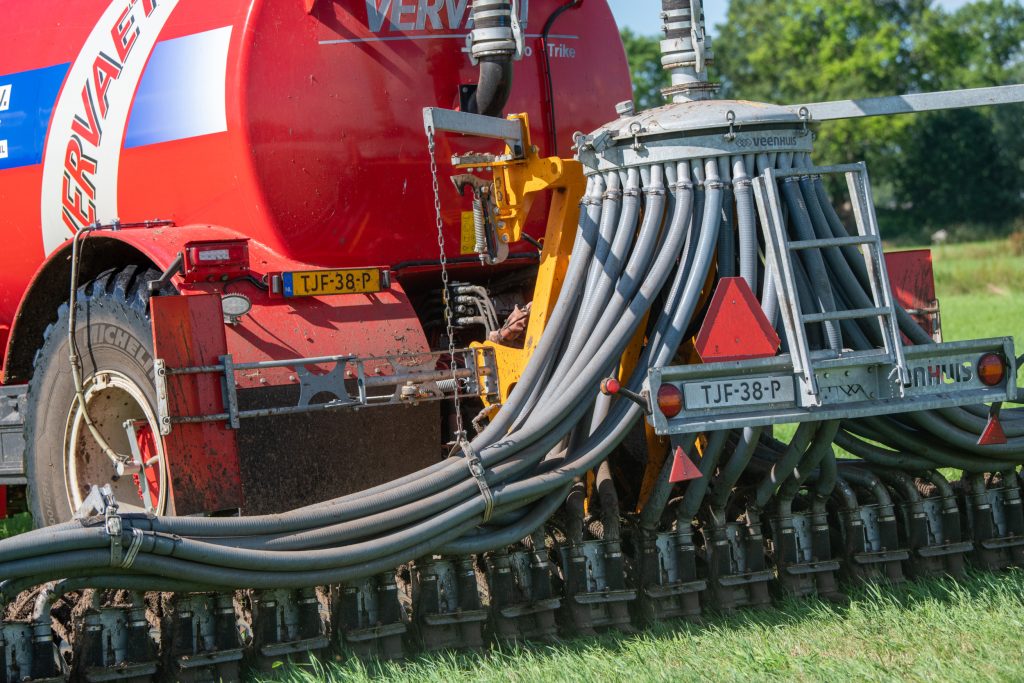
621 0 1024 243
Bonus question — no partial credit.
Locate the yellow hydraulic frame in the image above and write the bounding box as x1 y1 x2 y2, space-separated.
466 114 587 404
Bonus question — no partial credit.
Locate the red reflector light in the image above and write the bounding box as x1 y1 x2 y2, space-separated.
600 378 621 396
977 353 1006 387
657 384 683 418
183 240 250 282
978 413 1008 446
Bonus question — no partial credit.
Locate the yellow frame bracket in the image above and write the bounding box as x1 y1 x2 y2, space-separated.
463 113 586 404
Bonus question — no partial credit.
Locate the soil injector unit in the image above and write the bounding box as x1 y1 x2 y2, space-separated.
2 0 1024 679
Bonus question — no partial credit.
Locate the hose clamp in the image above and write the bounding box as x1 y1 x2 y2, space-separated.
122 528 144 570
458 439 495 523
96 486 142 569
705 180 725 190
106 510 123 568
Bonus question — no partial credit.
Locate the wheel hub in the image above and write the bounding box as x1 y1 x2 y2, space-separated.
64 370 167 516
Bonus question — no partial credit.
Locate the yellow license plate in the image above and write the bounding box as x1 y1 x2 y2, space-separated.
282 268 384 297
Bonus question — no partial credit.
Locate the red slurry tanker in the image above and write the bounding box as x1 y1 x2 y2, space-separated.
0 0 630 522
0 0 1023 676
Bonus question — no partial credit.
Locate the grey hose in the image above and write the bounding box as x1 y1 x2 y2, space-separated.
675 430 730 525
709 427 762 511
717 157 736 278
776 420 841 503
733 155 758 289
638 435 698 531
778 155 842 351
752 422 817 510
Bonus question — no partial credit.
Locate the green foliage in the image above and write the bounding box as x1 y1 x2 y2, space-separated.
896 108 1022 226
715 0 933 179
620 28 669 111
707 0 1024 237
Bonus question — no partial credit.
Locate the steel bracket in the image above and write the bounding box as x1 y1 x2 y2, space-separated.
156 347 499 430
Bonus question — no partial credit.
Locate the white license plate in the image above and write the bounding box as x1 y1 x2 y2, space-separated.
683 376 795 410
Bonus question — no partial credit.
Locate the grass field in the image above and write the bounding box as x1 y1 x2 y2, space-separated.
0 239 1021 682
929 240 1024 347
270 571 1024 683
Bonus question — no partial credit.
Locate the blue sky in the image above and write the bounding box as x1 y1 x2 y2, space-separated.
608 0 974 35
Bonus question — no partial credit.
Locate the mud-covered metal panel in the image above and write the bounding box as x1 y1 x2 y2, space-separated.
0 385 26 484
236 385 441 515
152 294 245 514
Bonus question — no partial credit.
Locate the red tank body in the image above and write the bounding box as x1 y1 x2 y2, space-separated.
0 0 631 360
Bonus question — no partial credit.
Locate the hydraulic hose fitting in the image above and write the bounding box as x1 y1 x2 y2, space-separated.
660 0 719 103
469 0 522 62
469 0 524 117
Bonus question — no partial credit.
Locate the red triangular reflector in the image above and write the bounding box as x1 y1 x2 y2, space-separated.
695 277 780 363
978 415 1008 446
669 446 703 483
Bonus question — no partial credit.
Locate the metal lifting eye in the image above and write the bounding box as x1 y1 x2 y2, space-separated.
724 110 737 141
629 121 645 151
798 107 811 137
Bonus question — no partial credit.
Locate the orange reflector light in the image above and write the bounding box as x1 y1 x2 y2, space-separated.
977 353 1006 387
657 384 683 418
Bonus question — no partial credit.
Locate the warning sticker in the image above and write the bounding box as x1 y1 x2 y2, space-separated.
460 211 477 256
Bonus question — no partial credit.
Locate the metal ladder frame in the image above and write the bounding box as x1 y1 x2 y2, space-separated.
753 162 909 408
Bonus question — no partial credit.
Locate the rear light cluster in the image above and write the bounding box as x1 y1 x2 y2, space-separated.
977 353 1007 387
657 384 683 418
183 240 251 283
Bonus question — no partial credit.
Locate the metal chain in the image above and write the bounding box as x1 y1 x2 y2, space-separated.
427 126 466 443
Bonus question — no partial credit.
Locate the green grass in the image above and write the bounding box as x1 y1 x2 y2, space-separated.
0 513 29 540
264 571 1024 683
928 240 1024 346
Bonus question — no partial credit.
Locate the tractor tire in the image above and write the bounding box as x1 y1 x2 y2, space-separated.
25 265 174 527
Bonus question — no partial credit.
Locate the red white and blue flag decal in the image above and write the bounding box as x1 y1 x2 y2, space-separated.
0 0 233 254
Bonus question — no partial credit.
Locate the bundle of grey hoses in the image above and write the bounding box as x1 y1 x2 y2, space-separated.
2 152 1022 597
